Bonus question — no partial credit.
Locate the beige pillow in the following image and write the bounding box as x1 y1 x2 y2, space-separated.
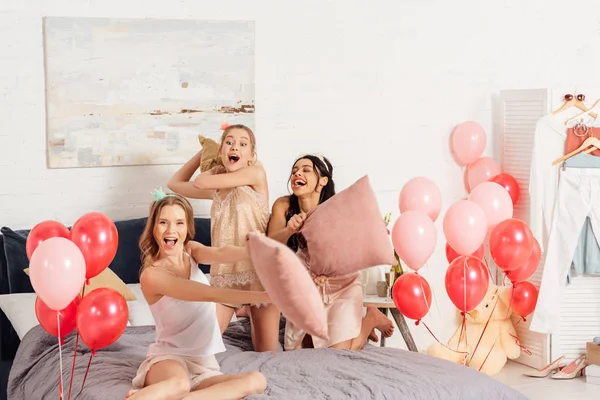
24 267 136 301
198 135 222 172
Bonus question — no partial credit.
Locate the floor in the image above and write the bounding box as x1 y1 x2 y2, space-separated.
495 361 599 399
382 327 600 399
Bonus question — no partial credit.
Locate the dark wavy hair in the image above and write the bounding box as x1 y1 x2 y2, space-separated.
285 155 336 251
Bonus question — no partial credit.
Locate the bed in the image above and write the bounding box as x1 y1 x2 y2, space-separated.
0 218 526 399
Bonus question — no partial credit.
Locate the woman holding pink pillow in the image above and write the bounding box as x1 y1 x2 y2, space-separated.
267 154 394 350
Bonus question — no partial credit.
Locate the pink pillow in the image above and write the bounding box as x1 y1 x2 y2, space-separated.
299 175 395 276
246 232 328 340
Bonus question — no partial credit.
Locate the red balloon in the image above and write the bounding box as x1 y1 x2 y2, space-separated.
76 288 128 351
505 238 541 283
489 218 534 272
35 295 80 338
391 273 432 321
445 242 485 264
26 220 70 260
445 256 490 312
490 173 520 206
70 213 119 280
511 281 538 319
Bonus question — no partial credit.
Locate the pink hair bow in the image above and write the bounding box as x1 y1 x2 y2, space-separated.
220 122 231 131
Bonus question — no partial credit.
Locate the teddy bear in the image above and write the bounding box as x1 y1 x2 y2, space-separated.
426 283 521 376
197 135 222 172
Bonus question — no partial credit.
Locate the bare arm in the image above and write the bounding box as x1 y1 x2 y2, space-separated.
141 268 270 305
167 151 215 199
267 197 295 244
187 241 249 265
193 164 266 192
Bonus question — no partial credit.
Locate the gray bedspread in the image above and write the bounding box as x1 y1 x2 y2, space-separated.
8 319 525 400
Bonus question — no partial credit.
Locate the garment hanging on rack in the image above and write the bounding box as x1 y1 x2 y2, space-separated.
529 114 600 251
566 153 600 282
565 126 600 157
529 166 600 334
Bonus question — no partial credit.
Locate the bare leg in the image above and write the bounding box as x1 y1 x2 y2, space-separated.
125 360 190 400
248 304 280 352
327 306 394 351
183 371 267 400
350 306 394 350
216 304 236 334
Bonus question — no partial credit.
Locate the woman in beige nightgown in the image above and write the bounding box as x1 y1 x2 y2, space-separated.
167 124 280 353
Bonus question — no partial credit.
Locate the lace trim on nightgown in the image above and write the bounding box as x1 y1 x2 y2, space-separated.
210 270 268 309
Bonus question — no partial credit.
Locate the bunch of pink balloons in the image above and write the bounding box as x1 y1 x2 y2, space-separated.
391 176 441 323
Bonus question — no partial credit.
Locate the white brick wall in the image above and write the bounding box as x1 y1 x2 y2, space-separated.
2 0 600 350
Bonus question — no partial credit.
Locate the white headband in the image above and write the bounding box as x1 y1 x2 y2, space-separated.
296 153 329 173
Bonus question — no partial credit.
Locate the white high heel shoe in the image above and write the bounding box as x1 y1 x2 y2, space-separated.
523 355 566 378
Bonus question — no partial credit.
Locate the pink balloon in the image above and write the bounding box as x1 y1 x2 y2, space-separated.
467 157 501 191
391 211 437 271
468 181 514 234
443 200 487 256
399 177 442 222
29 237 86 311
451 121 487 165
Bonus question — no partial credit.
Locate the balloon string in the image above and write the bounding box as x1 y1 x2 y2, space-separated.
456 315 467 351
57 312 64 400
467 289 499 365
420 320 469 364
423 263 442 317
477 335 500 372
509 333 532 355
78 352 94 396
68 285 85 400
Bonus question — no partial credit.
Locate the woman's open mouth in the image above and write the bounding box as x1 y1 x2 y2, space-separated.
164 237 178 249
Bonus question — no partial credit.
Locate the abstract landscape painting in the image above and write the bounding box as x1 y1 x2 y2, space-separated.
43 17 255 168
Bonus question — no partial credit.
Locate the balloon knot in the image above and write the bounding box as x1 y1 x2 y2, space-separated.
522 317 527 322
415 320 420 326
91 349 97 356
59 338 65 346
460 311 465 316
85 279 90 285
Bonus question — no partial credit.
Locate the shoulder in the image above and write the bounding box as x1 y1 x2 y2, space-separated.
272 196 290 211
140 264 172 286
245 164 266 179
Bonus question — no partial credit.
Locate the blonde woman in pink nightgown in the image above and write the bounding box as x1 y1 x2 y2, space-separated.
167 124 280 353
267 154 394 350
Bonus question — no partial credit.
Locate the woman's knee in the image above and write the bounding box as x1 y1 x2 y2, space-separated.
166 377 191 397
244 371 267 394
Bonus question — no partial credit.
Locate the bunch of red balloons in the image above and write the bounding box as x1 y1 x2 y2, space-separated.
27 212 128 351
390 120 539 326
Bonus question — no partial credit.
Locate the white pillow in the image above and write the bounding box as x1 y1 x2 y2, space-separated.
126 284 156 326
0 293 38 339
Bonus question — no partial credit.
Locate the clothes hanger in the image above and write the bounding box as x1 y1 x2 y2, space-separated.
552 94 590 116
562 94 598 124
552 136 600 165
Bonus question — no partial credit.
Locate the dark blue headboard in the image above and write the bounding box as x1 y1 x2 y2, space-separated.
0 217 211 360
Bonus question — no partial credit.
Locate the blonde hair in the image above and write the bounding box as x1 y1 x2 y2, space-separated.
218 124 257 160
139 194 195 275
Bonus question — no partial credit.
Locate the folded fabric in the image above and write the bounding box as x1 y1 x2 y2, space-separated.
299 175 395 276
246 232 328 340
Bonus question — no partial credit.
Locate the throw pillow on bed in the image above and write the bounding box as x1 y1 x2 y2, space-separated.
298 175 396 277
23 267 136 301
246 232 328 340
